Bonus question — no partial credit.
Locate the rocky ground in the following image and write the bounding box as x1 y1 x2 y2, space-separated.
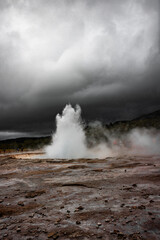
0 152 160 240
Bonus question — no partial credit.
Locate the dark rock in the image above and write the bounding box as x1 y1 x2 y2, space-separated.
77 205 84 210
126 220 132 224
123 187 133 191
18 201 24 206
117 232 125 238
105 219 110 222
75 205 84 211
138 205 146 210
132 184 137 187
17 227 21 232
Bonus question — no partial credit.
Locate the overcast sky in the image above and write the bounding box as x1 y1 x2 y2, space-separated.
0 0 160 137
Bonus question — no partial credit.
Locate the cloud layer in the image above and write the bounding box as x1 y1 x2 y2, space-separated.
0 0 160 135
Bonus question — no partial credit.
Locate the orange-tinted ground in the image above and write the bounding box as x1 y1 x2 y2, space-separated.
0 153 160 240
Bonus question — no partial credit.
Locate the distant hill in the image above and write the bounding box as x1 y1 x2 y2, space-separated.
85 109 160 145
0 136 51 153
136 109 160 120
0 109 159 152
108 109 160 132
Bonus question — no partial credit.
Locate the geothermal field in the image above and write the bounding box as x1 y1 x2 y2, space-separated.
1 1 160 239
0 105 160 240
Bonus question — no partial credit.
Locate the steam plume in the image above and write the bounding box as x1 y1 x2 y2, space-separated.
45 104 87 159
45 104 160 159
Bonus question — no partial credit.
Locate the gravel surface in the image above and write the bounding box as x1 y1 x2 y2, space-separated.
0 153 160 240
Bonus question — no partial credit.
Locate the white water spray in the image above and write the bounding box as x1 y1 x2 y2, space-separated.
45 104 88 159
45 104 160 159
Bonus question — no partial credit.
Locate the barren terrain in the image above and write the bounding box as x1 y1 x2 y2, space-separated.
0 153 160 240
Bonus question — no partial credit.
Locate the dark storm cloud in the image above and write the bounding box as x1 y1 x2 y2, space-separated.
0 0 160 136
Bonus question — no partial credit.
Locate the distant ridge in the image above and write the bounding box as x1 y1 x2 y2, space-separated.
135 109 160 120
0 109 159 153
107 109 160 132
0 136 51 153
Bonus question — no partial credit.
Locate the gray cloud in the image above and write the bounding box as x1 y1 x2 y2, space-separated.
0 0 160 135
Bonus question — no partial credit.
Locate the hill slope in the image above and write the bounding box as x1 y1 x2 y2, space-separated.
0 109 159 152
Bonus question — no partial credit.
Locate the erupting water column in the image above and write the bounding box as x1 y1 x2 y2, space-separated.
45 104 87 159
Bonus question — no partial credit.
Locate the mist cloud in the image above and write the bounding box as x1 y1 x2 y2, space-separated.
0 0 159 133
44 104 160 159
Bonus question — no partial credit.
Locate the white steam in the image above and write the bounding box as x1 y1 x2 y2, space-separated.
45 104 87 159
45 104 160 159
127 129 160 156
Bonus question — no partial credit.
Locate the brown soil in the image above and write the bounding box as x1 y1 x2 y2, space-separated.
0 153 160 240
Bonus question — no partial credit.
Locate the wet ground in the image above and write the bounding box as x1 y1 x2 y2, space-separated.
0 153 160 240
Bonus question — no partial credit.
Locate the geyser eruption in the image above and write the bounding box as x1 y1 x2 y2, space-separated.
45 104 160 159
45 104 88 159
